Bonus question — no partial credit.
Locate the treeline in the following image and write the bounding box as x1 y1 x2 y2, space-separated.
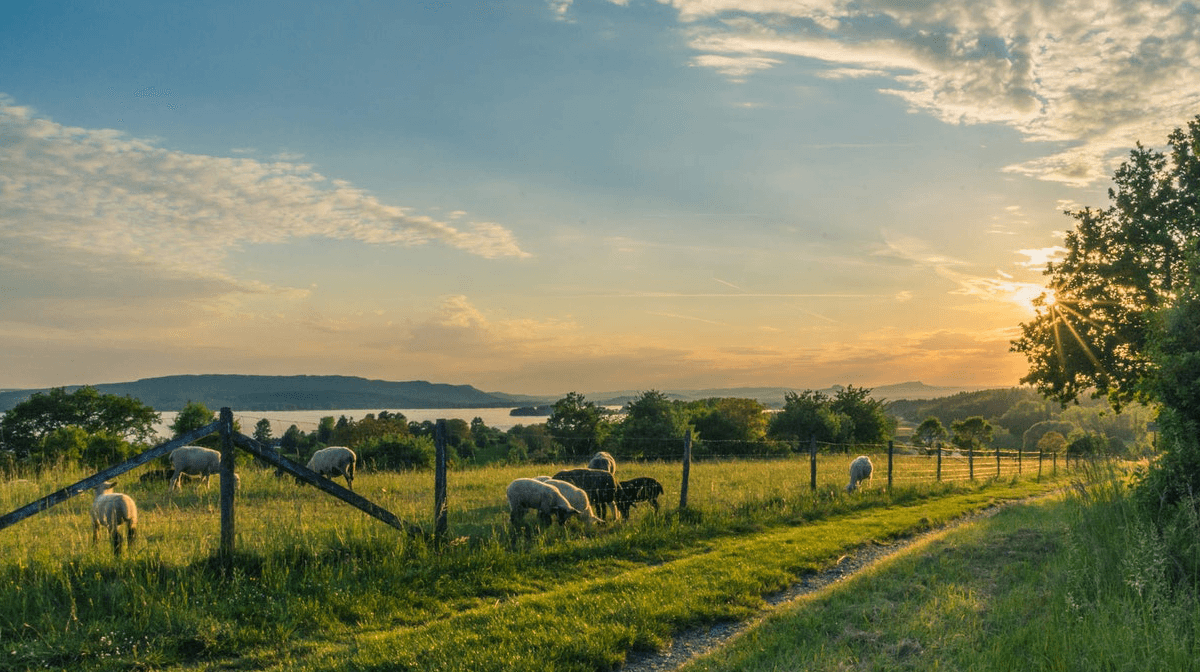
0 384 1157 477
888 387 1156 458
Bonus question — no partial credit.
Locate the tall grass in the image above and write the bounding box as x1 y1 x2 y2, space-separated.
0 456 1074 670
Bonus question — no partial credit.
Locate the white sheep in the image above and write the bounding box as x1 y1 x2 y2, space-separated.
92 480 137 555
506 478 579 527
847 455 874 492
307 446 357 491
587 451 616 474
534 476 605 525
169 446 223 491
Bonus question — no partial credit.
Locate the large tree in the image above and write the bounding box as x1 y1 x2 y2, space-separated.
618 390 690 460
1012 115 1200 408
0 386 159 464
545 392 610 458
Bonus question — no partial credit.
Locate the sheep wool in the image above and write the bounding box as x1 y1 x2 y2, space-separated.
92 481 137 556
616 476 665 518
169 446 223 491
534 476 605 525
587 451 617 474
552 468 622 520
506 478 579 527
847 455 874 492
307 446 357 491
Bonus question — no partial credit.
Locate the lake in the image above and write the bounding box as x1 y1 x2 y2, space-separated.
153 407 547 440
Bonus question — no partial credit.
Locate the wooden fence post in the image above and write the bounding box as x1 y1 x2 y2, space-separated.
969 445 975 480
936 442 942 482
434 419 448 539
887 440 894 490
679 429 692 509
809 435 817 491
1018 446 1023 474
1038 448 1043 479
1053 452 1058 475
219 407 236 557
995 444 1001 478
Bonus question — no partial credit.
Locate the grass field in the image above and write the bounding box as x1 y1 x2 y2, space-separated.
679 465 1200 671
0 455 1080 671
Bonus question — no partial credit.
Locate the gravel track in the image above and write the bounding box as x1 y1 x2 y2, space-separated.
618 502 1014 672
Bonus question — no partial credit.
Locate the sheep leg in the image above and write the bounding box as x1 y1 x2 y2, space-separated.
110 526 122 555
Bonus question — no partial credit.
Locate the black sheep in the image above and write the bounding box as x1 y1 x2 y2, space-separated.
552 468 622 520
616 477 664 518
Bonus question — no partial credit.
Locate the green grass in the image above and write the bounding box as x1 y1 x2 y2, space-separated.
0 456 1077 671
679 463 1200 672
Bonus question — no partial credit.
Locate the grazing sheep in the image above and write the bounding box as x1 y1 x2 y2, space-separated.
169 446 223 491
615 476 664 518
587 451 616 474
847 455 874 492
307 446 357 491
138 468 175 485
552 468 622 520
534 476 605 525
91 481 137 556
506 478 580 527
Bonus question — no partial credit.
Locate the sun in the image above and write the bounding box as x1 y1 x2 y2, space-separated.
1042 289 1057 307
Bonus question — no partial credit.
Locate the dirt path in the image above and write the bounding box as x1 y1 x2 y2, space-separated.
618 501 1020 672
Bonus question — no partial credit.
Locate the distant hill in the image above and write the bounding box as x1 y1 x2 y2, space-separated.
0 375 995 413
0 375 516 412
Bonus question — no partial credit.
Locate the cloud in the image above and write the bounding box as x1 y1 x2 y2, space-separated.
623 0 1200 185
0 98 530 295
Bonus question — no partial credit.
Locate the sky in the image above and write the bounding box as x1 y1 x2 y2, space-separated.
2 0 1199 397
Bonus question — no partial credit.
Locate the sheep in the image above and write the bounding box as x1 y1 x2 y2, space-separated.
615 476 664 518
506 478 580 527
168 446 223 491
91 480 137 556
534 476 605 525
587 451 616 474
552 468 622 520
307 446 357 491
847 455 874 492
138 468 175 485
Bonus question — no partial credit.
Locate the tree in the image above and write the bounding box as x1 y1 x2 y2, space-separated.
253 418 273 445
951 416 993 453
545 392 610 458
0 386 159 465
1036 431 1068 455
619 390 690 460
912 417 947 451
171 401 216 439
688 398 772 456
768 390 844 446
830 385 895 444
1012 115 1200 408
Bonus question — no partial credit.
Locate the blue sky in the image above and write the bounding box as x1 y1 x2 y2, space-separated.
2 0 1197 395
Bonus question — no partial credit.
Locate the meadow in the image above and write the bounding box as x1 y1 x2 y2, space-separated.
0 454 1078 671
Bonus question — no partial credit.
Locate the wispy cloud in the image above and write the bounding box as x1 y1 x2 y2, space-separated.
589 0 1200 186
0 98 530 295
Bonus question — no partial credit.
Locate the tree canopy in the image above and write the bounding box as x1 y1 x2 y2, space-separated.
0 386 159 469
1012 115 1200 408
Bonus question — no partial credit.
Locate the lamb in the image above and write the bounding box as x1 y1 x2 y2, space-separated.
615 476 664 518
307 446 357 491
552 468 622 520
587 451 616 474
534 476 605 525
847 455 874 492
169 446 223 491
506 478 580 527
91 480 137 556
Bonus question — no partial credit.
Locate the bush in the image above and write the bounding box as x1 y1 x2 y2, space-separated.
356 434 446 471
